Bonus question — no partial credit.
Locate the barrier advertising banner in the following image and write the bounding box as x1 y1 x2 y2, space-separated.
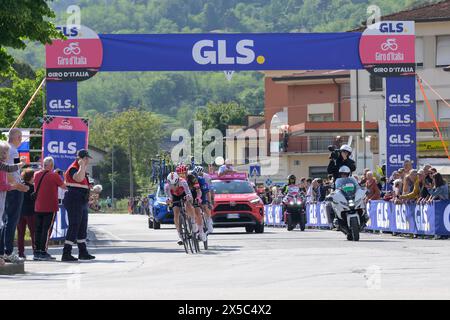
265 200 450 236
306 202 330 227
42 116 89 171
50 205 69 240
367 200 450 236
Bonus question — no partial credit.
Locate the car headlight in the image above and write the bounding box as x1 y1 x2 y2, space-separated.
250 198 261 204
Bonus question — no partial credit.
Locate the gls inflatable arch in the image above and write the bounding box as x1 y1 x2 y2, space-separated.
45 21 417 177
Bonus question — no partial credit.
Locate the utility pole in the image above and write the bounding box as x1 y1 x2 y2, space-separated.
362 104 367 170
129 137 134 200
111 145 115 209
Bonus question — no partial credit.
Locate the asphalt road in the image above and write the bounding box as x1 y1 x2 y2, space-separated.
1 213 450 299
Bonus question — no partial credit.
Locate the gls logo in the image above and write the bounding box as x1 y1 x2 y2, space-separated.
48 141 77 154
56 26 79 37
49 99 74 110
389 94 412 104
379 22 404 33
389 134 413 144
389 154 411 164
192 39 265 65
389 114 412 124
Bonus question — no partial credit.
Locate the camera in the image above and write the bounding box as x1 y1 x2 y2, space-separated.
328 145 341 160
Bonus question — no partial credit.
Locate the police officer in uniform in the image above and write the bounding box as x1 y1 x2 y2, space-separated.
61 150 95 262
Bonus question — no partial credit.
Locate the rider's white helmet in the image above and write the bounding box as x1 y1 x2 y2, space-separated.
340 145 352 154
339 166 351 174
193 166 204 175
167 172 179 185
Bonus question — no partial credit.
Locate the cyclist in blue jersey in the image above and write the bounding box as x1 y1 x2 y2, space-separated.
193 166 214 234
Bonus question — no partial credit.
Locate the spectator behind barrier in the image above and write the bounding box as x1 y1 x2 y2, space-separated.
398 170 420 203
428 173 449 201
365 171 381 201
17 169 36 259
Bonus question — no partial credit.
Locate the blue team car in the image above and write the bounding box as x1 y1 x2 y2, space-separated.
148 185 174 229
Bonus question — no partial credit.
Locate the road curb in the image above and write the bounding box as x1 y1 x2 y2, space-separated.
0 262 25 275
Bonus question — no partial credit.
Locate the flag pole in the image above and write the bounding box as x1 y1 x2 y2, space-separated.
11 77 46 129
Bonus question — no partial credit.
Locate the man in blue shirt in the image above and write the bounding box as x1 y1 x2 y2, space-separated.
218 159 235 176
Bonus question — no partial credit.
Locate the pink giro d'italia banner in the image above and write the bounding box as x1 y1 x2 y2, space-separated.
42 116 89 171
359 21 415 77
46 25 103 81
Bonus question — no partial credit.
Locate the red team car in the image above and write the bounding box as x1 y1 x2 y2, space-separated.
210 173 265 233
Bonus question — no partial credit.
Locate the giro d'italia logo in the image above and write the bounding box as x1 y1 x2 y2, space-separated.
359 21 415 77
46 25 103 82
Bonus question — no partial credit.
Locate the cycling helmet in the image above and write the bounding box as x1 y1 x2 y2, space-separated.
193 166 204 175
167 172 179 185
287 174 296 184
176 164 188 174
340 145 352 154
339 166 351 174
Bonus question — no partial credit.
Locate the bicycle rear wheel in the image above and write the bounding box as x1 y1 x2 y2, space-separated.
188 218 200 253
179 213 189 254
202 213 208 250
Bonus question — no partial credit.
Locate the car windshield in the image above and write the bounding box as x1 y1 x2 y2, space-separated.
335 178 357 197
157 186 167 198
212 180 254 194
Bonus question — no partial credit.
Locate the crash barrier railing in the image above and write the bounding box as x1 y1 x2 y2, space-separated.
264 200 450 236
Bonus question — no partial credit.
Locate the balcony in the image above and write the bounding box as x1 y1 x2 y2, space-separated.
282 136 338 154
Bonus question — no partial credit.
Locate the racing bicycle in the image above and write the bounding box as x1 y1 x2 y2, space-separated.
173 199 200 254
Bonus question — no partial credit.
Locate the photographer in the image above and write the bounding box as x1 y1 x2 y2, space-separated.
327 145 356 183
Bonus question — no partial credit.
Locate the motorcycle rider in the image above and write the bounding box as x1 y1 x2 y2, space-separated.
282 174 298 195
327 145 356 183
281 175 304 223
335 166 359 189
333 166 369 225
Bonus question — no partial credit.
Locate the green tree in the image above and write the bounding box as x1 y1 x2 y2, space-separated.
195 101 249 134
89 109 164 193
0 68 45 128
96 146 132 199
0 0 63 73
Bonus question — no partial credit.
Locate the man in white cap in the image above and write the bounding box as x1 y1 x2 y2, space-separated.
218 159 235 176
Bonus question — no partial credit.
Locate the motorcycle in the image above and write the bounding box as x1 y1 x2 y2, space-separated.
328 180 367 241
282 192 307 231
